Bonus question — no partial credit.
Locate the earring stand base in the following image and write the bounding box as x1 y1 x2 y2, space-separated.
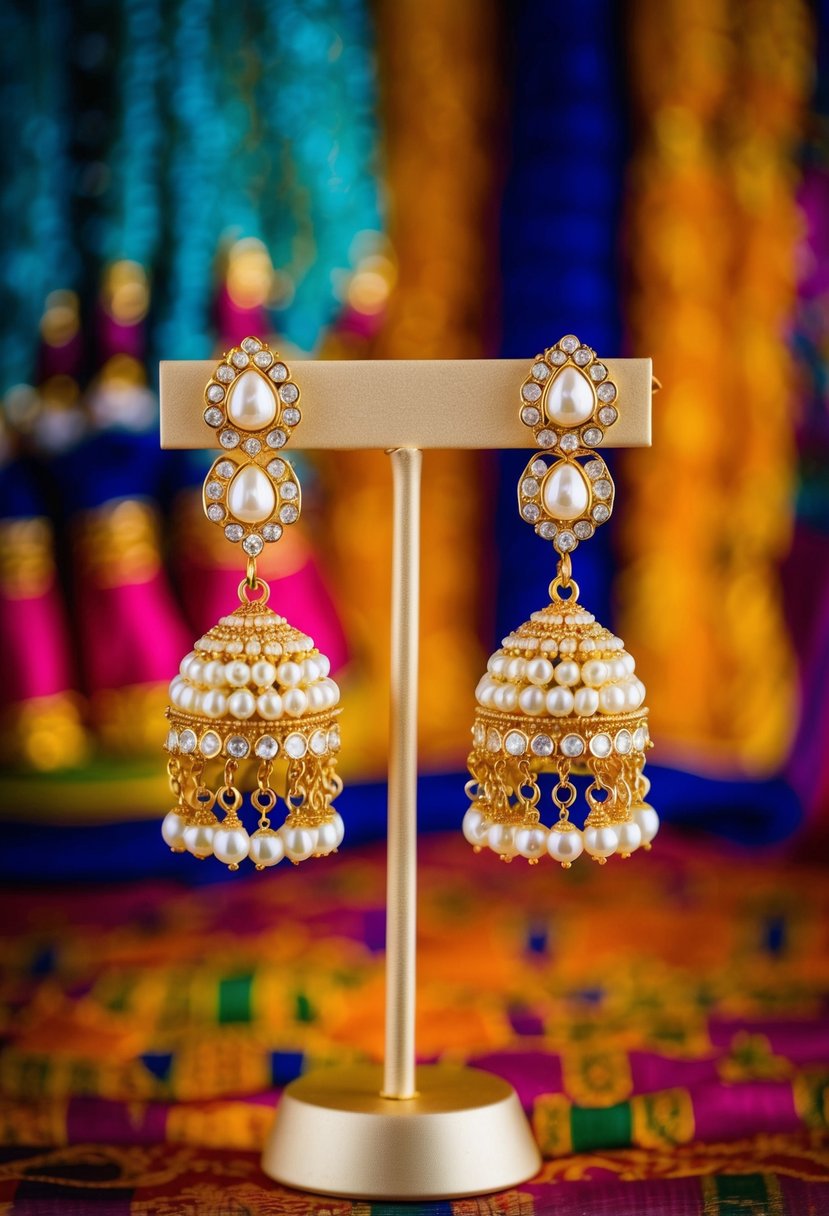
260 1063 542 1200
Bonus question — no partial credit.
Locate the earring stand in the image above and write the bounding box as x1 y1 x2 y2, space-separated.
160 355 653 1200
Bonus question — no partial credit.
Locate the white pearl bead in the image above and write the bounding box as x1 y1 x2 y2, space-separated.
257 691 283 720
581 660 609 688
462 806 491 846
178 684 197 711
574 687 599 716
201 689 227 718
621 652 636 676
518 685 546 715
546 686 574 716
251 661 276 688
179 651 197 677
277 661 302 688
301 657 321 685
226 367 278 429
331 811 345 847
161 810 187 850
322 678 340 706
494 684 518 711
306 683 327 712
227 689 256 720
554 661 580 687
506 657 525 681
599 685 627 714
224 661 251 688
634 678 647 704
213 825 251 866
559 638 577 654
607 658 627 682
249 828 284 868
624 681 642 710
488 653 507 676
183 822 214 858
316 654 331 678
169 676 185 703
542 461 590 520
545 365 595 427
227 464 277 524
281 825 316 862
316 820 340 855
283 687 308 717
547 825 584 864
615 821 643 856
515 825 548 859
202 660 225 687
633 804 659 844
525 657 553 686
187 658 205 685
487 823 518 857
583 824 619 858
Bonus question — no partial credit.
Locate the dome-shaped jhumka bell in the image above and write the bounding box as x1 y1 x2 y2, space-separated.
464 588 658 866
162 596 343 870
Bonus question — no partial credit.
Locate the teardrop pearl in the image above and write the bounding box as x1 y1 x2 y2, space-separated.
542 462 589 521
226 368 277 430
227 464 276 523
545 366 595 426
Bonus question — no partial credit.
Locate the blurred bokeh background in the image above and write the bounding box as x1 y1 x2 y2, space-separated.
4 3 829 1210
1 0 826 867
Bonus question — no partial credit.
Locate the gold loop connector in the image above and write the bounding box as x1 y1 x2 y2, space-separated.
246 556 257 587
238 576 271 605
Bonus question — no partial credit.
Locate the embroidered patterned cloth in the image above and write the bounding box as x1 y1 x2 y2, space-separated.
1 832 828 1213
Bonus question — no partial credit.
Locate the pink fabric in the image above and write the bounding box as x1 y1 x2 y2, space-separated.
0 586 75 703
76 577 191 691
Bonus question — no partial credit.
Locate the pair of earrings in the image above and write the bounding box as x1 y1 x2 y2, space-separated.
160 334 658 873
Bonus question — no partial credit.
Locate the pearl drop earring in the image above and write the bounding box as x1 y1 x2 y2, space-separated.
464 335 658 867
162 338 344 871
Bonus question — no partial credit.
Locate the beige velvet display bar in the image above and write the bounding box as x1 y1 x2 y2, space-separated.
159 355 655 1201
160 357 653 449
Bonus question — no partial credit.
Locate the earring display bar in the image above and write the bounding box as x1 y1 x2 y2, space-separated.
159 356 654 1200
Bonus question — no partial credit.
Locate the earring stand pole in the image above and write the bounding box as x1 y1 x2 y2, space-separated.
159 354 653 1200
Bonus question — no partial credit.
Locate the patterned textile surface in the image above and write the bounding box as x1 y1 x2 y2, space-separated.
1 832 828 1213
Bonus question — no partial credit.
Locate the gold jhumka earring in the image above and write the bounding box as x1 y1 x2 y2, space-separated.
161 337 344 870
464 334 658 866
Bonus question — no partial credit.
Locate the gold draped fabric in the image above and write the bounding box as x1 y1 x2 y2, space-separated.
620 0 813 773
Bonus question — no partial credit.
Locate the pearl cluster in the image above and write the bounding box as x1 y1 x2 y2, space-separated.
163 599 343 872
462 803 659 866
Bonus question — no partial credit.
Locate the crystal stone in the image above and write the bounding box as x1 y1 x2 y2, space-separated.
225 524 244 542
561 733 584 757
592 504 610 523
279 482 298 500
267 429 287 449
206 384 225 403
220 429 240 448
262 523 283 542
585 460 604 480
200 731 221 758
537 429 556 447
531 459 548 477
216 365 236 383
282 407 301 426
243 534 264 557
253 351 273 368
279 504 299 524
227 736 250 758
537 522 557 540
206 481 223 499
269 363 288 382
574 521 594 540
227 465 277 524
593 479 612 500
231 351 250 368
545 366 595 427
166 728 179 752
179 729 197 754
550 350 567 365
521 477 539 497
279 383 299 404
589 364 607 382
589 733 612 758
556 531 576 552
241 337 262 353
532 362 550 381
522 503 541 522
486 729 501 752
267 459 285 478
285 733 307 759
505 730 527 756
574 348 591 366
204 407 223 427
531 733 554 756
559 434 578 453
255 735 279 759
310 730 328 755
542 462 589 520
227 368 278 431
598 406 618 426
521 406 541 426
615 729 633 755
597 382 617 403
560 335 579 353
522 382 542 402
242 438 262 456
582 427 603 446
633 727 647 751
206 504 225 523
